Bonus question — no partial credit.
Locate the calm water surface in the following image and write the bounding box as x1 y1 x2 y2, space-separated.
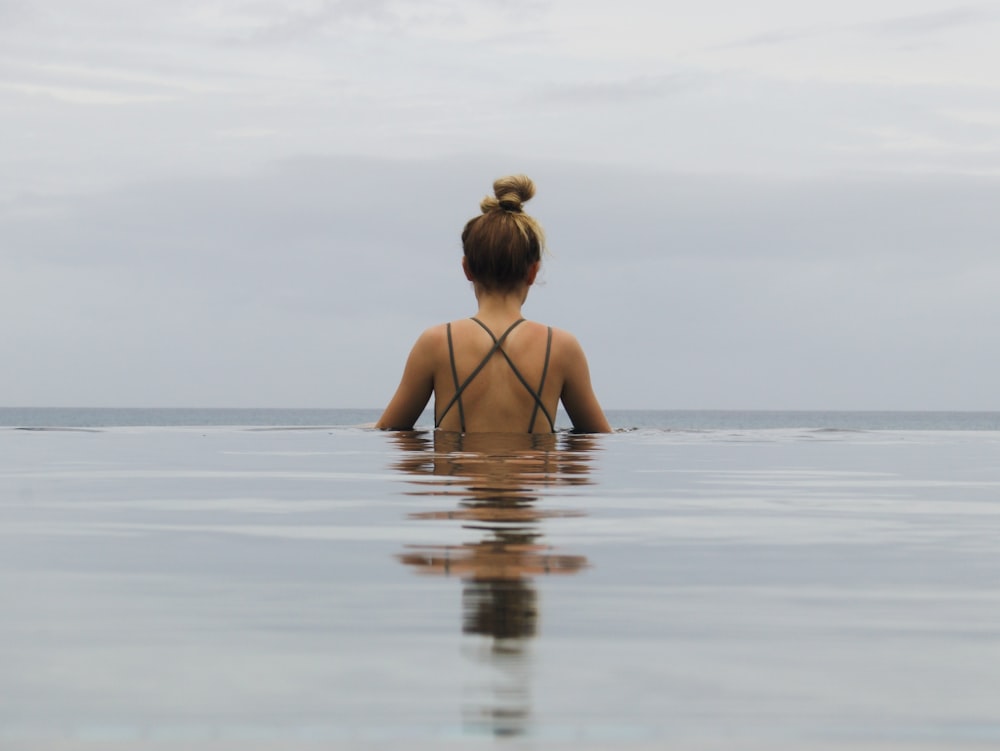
3 407 1000 430
1 422 999 749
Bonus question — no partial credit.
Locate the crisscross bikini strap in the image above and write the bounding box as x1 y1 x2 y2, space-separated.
435 318 526 431
469 317 525 347
527 326 554 432
443 322 465 431
472 318 555 433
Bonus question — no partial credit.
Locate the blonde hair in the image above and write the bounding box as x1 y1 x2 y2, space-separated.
461 175 546 291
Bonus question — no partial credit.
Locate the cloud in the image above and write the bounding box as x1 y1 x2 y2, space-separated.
214 127 279 139
855 125 1000 156
24 62 224 94
713 5 997 55
862 5 996 36
0 81 176 105
534 73 692 105
0 0 32 23
714 26 824 50
227 0 399 44
220 0 523 45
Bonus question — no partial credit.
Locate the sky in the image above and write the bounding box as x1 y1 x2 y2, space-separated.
3 0 999 410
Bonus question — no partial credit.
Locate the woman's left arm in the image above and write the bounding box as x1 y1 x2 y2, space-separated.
375 329 436 430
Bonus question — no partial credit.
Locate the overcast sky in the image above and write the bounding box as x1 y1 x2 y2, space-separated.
3 0 999 410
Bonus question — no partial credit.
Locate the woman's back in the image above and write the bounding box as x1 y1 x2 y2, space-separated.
433 317 559 434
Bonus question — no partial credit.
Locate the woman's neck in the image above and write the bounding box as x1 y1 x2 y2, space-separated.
473 284 529 322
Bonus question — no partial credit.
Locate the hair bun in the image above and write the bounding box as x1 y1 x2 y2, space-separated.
480 174 536 214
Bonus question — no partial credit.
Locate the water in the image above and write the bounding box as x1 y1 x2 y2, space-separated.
3 407 1000 430
2 412 1000 749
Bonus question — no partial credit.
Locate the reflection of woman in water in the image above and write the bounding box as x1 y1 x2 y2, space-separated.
390 430 596 737
393 431 594 582
376 175 611 434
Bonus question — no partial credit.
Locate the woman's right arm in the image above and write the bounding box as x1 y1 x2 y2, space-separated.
375 329 437 430
559 334 612 433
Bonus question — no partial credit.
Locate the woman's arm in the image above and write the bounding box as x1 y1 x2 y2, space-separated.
375 330 436 430
559 334 612 433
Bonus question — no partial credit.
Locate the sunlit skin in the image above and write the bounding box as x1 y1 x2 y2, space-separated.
377 258 611 434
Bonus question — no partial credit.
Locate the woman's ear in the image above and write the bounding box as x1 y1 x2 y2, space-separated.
462 257 474 281
525 261 540 286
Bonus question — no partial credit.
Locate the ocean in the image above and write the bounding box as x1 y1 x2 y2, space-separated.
2 409 999 749
3 406 1000 430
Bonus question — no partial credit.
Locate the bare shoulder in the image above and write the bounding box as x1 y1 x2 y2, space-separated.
549 325 582 344
411 323 450 356
418 323 447 341
546 326 588 360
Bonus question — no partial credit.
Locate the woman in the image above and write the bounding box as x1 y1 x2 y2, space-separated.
376 175 611 434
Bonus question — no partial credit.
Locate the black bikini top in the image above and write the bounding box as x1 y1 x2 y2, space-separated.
435 318 554 433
